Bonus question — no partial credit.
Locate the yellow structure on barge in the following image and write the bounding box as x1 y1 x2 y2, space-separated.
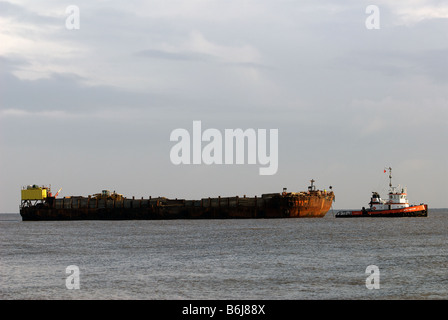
21 185 48 200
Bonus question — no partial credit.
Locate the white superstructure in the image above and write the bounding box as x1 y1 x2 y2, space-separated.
369 167 410 211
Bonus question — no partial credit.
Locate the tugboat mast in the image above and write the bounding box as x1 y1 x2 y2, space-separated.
388 167 392 188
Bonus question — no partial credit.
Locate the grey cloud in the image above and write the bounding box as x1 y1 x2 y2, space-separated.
411 47 448 83
0 57 173 113
135 49 214 62
135 50 269 71
0 1 60 25
334 46 448 84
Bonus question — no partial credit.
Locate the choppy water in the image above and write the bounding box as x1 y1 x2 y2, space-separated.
1 209 447 300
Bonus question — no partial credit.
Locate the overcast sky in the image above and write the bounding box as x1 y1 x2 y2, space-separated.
1 0 447 213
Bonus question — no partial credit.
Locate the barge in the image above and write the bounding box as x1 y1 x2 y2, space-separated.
20 180 335 221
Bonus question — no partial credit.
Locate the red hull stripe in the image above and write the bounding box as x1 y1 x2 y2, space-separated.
351 204 427 216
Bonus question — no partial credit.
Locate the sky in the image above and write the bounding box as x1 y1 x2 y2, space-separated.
1 0 447 213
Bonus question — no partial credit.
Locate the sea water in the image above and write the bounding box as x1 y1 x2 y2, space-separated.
1 209 447 299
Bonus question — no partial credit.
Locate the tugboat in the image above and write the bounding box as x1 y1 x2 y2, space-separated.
336 167 428 218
